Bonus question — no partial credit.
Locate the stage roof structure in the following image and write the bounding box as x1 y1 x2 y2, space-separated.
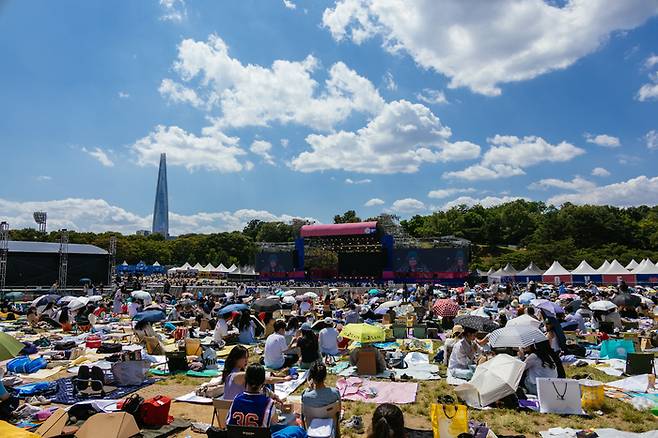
300 221 378 238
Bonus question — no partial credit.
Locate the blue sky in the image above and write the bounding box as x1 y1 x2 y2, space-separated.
1 0 658 235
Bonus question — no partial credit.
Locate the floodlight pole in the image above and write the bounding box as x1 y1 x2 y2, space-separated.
58 229 69 294
0 222 9 301
108 236 117 286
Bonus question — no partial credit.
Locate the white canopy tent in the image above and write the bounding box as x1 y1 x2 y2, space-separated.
626 259 639 271
596 260 611 274
571 260 598 275
603 259 630 275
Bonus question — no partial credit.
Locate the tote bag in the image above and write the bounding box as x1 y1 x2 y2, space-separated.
112 360 148 386
430 403 468 438
537 378 583 415
600 339 635 360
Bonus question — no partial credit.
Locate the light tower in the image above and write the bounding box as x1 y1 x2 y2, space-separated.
0 222 8 300
58 229 69 293
33 211 47 233
108 236 117 286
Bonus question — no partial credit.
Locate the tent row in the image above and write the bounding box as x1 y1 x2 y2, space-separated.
116 261 166 275
167 262 257 276
482 258 658 285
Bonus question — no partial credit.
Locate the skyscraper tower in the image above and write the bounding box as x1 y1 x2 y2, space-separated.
152 153 169 237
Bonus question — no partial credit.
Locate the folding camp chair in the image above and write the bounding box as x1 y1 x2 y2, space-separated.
226 424 271 438
211 399 233 430
303 400 341 438
412 325 427 339
391 324 408 340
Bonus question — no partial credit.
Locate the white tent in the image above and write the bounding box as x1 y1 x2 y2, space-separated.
571 260 598 275
625 259 639 271
193 262 204 270
543 261 571 276
201 263 216 272
121 261 129 266
153 261 161 267
517 262 544 276
486 268 494 276
217 263 229 273
634 260 658 275
596 260 611 274
242 266 257 275
603 260 630 275
180 262 193 270
227 264 238 273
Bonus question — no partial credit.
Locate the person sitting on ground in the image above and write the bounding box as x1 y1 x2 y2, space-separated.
367 403 405 438
302 362 340 428
442 325 464 366
448 326 479 380
262 312 276 338
349 342 388 374
519 340 558 395
221 346 289 402
264 320 299 370
58 305 73 332
344 303 360 324
214 312 237 346
318 318 341 357
26 306 39 326
227 364 307 438
292 323 321 369
236 310 258 345
167 303 182 321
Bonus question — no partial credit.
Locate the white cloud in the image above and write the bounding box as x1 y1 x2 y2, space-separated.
0 197 315 236
82 147 114 167
637 54 658 101
159 0 186 22
283 0 296 9
416 89 447 105
250 140 275 165
389 198 427 214
364 198 385 207
441 195 525 210
444 135 584 180
591 167 610 177
584 133 620 148
170 35 385 131
529 176 596 192
118 91 130 99
159 79 203 107
290 100 480 174
36 175 52 182
646 130 658 150
322 0 658 96
547 175 658 207
383 71 397 91
131 125 250 173
345 178 372 184
427 187 475 199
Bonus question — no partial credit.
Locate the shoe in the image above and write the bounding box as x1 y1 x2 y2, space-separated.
37 396 50 405
343 415 364 433
400 373 412 381
27 396 43 406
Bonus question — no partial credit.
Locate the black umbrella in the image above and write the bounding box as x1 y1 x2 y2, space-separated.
613 293 641 307
454 315 499 333
252 298 282 313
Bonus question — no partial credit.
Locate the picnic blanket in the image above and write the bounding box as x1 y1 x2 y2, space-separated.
336 377 417 404
141 418 191 438
540 428 658 438
50 377 158 405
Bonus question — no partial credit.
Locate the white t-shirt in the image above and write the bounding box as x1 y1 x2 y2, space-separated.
264 332 288 369
523 353 558 394
319 327 339 355
299 301 311 315
128 302 140 317
214 318 229 343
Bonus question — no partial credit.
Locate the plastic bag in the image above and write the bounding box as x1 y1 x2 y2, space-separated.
430 403 468 438
600 339 635 359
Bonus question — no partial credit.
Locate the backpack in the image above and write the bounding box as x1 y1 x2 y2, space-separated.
97 343 123 354
120 394 145 419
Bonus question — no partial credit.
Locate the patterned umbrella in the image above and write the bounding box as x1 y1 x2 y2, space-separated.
488 326 547 349
433 299 460 317
454 315 499 333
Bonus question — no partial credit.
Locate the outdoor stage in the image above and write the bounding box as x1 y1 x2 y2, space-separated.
255 221 470 284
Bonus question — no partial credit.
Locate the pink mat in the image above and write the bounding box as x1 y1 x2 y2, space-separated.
336 377 418 404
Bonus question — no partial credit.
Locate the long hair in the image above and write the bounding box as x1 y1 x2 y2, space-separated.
222 345 248 384
299 328 318 353
368 403 405 438
530 340 556 369
58 306 69 324
237 310 252 331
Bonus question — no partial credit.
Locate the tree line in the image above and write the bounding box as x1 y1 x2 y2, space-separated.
7 201 658 271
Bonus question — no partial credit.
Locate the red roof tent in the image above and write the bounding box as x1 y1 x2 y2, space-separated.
300 221 378 238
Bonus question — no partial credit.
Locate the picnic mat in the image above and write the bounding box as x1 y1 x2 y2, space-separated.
18 366 63 380
141 418 191 438
50 377 158 405
336 377 417 404
540 428 658 438
175 392 212 404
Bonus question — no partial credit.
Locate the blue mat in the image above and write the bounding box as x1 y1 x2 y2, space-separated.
51 377 159 405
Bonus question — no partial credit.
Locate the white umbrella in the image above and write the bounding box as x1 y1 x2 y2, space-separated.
489 326 547 349
282 296 296 305
375 300 401 314
455 354 525 408
87 296 104 303
303 292 318 300
58 296 76 305
282 290 296 297
632 293 654 307
393 304 415 317
131 290 151 301
506 314 542 328
589 300 617 312
328 288 339 293
266 295 281 300
518 292 536 305
470 307 490 318
68 297 90 311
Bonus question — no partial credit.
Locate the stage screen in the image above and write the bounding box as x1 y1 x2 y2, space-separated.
338 252 385 276
392 248 468 273
255 251 295 273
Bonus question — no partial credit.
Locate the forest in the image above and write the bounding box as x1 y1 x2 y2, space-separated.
7 201 658 271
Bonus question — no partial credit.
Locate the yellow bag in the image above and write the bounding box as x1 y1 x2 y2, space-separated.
580 380 604 410
430 403 468 438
